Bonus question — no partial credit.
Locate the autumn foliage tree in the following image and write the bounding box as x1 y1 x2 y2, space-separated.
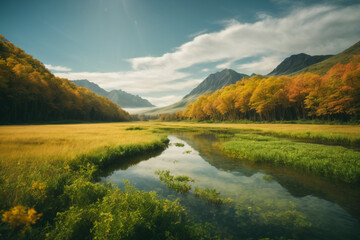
0 35 130 122
183 55 360 122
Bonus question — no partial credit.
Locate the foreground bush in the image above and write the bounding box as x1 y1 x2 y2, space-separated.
49 180 204 240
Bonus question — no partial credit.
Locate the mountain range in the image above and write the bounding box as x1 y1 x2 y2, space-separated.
72 80 154 108
142 40 360 115
293 40 360 75
267 53 333 76
141 69 249 115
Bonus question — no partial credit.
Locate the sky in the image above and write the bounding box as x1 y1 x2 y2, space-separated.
1 0 360 107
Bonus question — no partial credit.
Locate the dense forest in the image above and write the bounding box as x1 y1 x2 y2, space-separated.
0 35 130 123
160 56 360 121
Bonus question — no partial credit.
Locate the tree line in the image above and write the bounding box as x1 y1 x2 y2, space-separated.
0 36 130 123
161 55 360 122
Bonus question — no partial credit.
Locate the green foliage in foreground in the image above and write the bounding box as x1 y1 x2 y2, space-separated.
0 138 214 239
234 198 312 239
194 187 233 205
222 134 360 183
155 170 194 193
48 180 205 240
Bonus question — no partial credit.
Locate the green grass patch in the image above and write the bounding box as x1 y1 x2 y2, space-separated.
264 130 360 148
222 134 360 183
174 142 185 147
234 198 311 239
155 170 194 193
194 187 233 205
262 174 274 182
125 126 145 130
48 180 208 240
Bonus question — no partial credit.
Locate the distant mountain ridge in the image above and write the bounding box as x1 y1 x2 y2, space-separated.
141 69 248 115
267 53 333 76
72 80 154 108
293 41 360 75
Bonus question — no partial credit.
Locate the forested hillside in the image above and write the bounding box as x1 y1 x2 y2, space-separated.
179 56 360 121
0 35 130 122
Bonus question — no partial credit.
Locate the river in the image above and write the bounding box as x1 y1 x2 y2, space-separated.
101 132 360 239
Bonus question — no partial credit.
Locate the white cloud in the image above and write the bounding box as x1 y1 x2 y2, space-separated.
216 61 235 69
127 4 360 75
188 29 208 38
54 4 360 105
45 64 72 72
201 68 210 72
236 56 285 75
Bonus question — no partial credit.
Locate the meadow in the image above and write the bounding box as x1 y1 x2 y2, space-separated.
221 133 360 183
155 122 360 147
0 121 359 239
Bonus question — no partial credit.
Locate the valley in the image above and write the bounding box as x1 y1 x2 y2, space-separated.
1 1 360 239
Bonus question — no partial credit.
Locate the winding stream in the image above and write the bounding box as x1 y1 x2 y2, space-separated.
101 132 360 239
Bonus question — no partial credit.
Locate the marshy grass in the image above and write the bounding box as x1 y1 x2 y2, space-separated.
263 130 360 148
262 174 274 182
0 123 186 239
156 122 360 148
194 187 233 205
1 121 358 238
0 123 168 207
222 134 360 183
125 126 145 130
234 198 311 239
174 142 185 147
155 170 194 193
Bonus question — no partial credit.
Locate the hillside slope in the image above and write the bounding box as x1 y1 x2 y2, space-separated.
184 69 248 98
294 41 360 75
0 35 130 122
267 53 332 76
72 80 154 108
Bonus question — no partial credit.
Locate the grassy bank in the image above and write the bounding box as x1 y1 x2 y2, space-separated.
154 122 360 148
1 121 358 238
221 133 360 183
0 123 210 239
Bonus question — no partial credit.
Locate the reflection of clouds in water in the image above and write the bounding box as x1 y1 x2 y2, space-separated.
105 136 283 201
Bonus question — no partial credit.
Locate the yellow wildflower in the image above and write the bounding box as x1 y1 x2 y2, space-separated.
2 205 42 233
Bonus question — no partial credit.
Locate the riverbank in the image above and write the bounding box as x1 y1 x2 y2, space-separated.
0 123 209 239
1 122 359 239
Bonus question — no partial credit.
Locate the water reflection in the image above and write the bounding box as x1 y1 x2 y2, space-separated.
175 132 360 221
101 132 360 239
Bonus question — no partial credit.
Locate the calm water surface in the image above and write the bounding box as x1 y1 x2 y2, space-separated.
101 132 360 239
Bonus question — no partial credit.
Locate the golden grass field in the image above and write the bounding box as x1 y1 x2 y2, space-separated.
0 123 164 179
